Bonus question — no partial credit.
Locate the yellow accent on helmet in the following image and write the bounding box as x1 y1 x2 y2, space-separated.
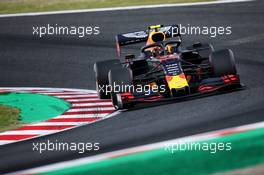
166 44 178 54
149 25 162 30
167 45 173 53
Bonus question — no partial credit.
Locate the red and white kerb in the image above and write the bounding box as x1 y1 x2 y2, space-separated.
0 88 116 145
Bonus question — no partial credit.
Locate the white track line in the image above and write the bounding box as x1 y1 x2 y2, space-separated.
40 92 94 95
12 120 264 175
54 95 98 98
67 108 115 112
57 114 109 118
0 87 97 93
32 122 91 126
0 130 59 135
66 99 100 102
0 141 13 145
0 0 254 18
71 102 113 106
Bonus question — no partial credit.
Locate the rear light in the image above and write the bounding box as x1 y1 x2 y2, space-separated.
121 92 134 100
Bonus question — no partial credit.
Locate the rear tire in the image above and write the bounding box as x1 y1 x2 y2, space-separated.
94 59 121 99
209 49 237 76
108 67 133 109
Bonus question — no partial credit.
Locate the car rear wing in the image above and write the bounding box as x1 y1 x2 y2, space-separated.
115 24 181 57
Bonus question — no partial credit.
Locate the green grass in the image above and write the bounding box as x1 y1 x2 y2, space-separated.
0 0 212 14
0 92 71 123
0 105 21 132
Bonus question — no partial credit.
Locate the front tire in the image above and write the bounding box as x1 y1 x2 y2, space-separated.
108 67 133 109
94 59 121 99
209 49 237 76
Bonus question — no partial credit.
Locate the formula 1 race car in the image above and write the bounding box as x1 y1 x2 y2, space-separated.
94 24 242 109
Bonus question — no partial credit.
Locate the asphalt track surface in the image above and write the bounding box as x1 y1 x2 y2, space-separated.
0 0 264 173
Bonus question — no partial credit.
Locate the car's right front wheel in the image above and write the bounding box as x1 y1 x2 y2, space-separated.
94 59 120 99
108 67 133 110
209 49 237 76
